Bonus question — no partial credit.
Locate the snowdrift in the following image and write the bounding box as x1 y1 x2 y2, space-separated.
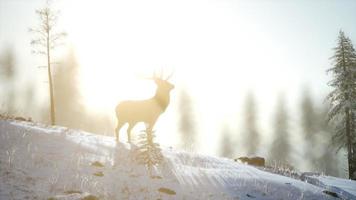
0 119 355 200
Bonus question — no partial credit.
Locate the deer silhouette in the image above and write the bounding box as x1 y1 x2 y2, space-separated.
115 72 174 143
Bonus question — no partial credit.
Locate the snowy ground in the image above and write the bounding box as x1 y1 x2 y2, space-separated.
0 119 355 200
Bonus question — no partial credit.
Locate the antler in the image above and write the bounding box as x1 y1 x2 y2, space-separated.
150 68 174 80
165 69 174 80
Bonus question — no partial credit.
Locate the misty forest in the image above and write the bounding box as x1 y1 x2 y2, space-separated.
0 1 355 200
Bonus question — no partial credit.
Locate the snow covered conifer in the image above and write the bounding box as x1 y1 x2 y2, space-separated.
326 30 356 180
135 129 163 177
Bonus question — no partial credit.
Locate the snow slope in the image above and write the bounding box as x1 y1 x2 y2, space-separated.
0 119 355 200
302 174 356 199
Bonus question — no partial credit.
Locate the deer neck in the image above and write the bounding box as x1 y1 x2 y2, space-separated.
153 91 170 111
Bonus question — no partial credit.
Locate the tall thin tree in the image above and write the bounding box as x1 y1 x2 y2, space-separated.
29 1 66 125
326 30 356 179
243 91 259 156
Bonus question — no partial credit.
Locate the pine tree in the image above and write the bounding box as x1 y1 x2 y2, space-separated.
316 103 339 176
219 126 235 158
178 89 196 151
29 1 66 125
326 30 356 179
269 95 290 166
135 129 163 177
300 88 318 169
53 49 85 130
0 48 16 115
243 92 259 156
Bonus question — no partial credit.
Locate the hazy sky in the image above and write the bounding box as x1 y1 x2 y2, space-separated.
1 0 356 157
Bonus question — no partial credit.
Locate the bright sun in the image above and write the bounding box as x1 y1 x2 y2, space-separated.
60 0 182 112
57 0 296 153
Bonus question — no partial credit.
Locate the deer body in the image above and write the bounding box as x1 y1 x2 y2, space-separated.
115 76 174 143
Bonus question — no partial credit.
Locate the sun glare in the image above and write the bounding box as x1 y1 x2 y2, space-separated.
60 1 166 111
57 0 302 153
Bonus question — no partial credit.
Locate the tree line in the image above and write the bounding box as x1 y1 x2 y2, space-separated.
216 90 339 176
178 31 356 180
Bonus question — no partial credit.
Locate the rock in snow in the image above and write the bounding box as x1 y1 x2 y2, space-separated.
0 119 355 200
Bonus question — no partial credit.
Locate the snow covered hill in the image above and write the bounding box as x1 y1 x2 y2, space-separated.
0 119 355 200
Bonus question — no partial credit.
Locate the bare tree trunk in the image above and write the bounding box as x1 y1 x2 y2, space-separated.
345 108 356 180
341 42 354 179
46 15 55 125
345 108 354 179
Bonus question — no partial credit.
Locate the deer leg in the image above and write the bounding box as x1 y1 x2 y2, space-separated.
145 123 155 142
115 120 124 142
127 123 134 143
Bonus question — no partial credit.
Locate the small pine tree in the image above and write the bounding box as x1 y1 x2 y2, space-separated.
326 30 356 179
135 129 163 177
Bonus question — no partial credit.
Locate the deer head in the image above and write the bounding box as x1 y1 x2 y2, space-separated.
152 70 175 96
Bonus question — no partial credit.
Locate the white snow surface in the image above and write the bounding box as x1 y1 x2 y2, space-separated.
0 120 355 200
